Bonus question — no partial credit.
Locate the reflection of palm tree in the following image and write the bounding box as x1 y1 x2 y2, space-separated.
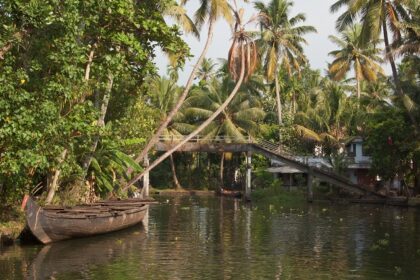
255 0 316 140
328 24 384 99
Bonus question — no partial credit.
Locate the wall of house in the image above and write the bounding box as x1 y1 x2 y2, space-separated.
354 142 371 164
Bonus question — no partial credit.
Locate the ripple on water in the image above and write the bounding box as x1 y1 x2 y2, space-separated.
1 196 420 280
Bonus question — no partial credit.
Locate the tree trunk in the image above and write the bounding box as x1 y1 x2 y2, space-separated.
292 91 296 114
382 11 418 134
81 74 114 176
220 153 225 191
123 44 246 192
356 77 361 100
128 20 216 174
274 74 283 142
170 154 182 190
45 149 68 205
45 48 96 203
0 42 12 60
414 160 420 195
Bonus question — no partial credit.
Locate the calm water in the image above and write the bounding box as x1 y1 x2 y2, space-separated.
1 195 420 279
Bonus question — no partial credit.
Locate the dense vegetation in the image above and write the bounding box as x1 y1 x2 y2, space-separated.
0 0 419 206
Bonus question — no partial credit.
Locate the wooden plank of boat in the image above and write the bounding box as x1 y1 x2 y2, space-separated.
92 200 158 206
95 198 157 204
22 195 149 244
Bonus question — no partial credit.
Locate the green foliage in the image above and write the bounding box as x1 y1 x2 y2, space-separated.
251 182 305 207
365 107 416 181
89 141 143 197
0 0 188 204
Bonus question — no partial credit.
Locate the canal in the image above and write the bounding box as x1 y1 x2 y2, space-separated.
1 195 420 279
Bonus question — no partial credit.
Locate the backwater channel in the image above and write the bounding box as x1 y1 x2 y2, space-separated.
1 195 420 279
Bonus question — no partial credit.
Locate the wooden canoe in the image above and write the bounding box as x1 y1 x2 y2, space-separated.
23 196 151 244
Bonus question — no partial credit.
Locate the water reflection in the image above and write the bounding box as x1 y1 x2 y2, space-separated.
28 226 147 280
1 196 420 279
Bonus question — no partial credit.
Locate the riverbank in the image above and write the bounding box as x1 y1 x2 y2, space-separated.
251 185 306 207
150 187 216 197
0 206 25 247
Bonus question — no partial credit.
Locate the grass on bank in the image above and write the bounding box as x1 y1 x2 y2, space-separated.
251 170 306 207
0 205 25 242
251 184 306 207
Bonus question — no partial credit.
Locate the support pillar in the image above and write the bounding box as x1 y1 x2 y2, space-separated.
245 152 252 201
143 154 149 197
307 168 313 202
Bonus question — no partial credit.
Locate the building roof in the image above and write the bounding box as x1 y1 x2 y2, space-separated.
267 166 304 174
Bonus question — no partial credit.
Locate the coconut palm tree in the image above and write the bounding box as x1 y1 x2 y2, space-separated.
390 1 420 57
145 75 195 189
130 0 233 170
328 24 384 99
331 0 419 132
196 58 219 84
123 5 259 191
255 0 316 140
184 76 265 187
294 79 360 151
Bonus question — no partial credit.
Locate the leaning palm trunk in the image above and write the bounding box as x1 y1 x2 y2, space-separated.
123 44 246 192
81 74 114 175
128 20 216 174
169 154 182 190
381 8 418 133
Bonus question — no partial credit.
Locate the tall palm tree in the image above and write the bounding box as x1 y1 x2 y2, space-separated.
295 79 360 150
390 1 420 57
255 0 316 140
196 58 218 83
330 0 418 130
146 75 194 189
184 76 265 187
130 0 233 170
328 24 384 99
123 5 259 191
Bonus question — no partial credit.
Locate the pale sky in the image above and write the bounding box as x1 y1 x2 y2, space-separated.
155 0 342 83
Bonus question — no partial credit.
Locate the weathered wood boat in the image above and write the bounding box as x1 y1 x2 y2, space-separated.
22 195 154 244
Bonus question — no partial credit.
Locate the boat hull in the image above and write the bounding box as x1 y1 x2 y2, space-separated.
25 197 148 244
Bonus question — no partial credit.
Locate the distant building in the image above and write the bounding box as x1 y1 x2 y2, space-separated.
267 136 376 189
343 136 375 188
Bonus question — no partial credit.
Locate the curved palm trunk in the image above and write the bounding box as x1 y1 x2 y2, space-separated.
128 20 216 175
169 154 182 190
275 75 283 142
123 45 246 192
